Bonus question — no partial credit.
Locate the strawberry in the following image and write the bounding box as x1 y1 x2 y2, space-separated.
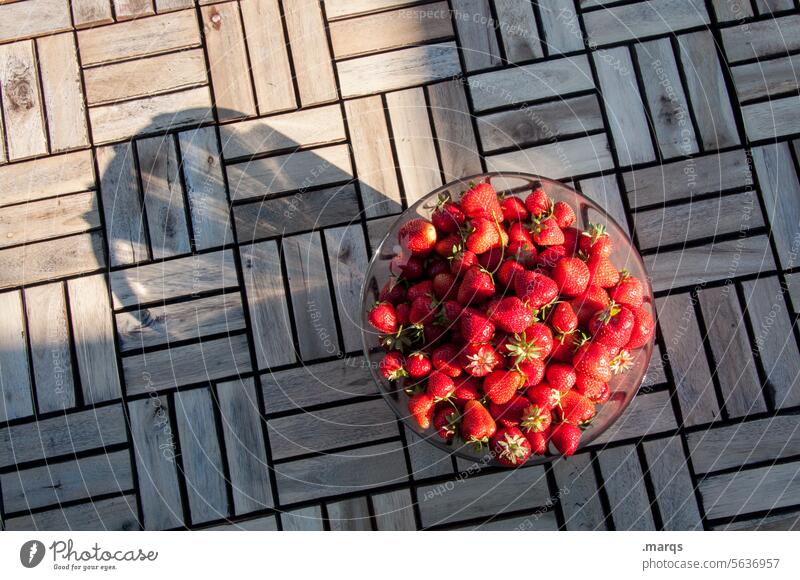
491 427 532 466
594 384 611 404
477 246 505 271
435 234 461 258
571 285 610 326
526 428 550 455
550 422 581 456
409 295 437 325
552 201 576 228
395 302 411 326
461 400 497 446
536 245 568 269
504 324 553 364
587 254 620 288
457 266 495 305
431 200 465 234
525 187 551 218
497 259 525 288
453 376 481 405
562 226 580 253
432 272 458 300
408 392 435 429
508 221 533 245
487 296 533 334
460 307 496 343
427 259 449 278
368 302 397 333
559 390 596 425
550 332 583 363
626 306 655 349
552 257 590 297
379 351 407 381
462 342 500 377
545 363 577 393
531 217 564 246
426 370 456 401
431 343 463 377
433 406 459 441
550 302 578 334
399 218 437 255
379 278 406 305
407 280 434 302
501 196 529 222
573 341 615 382
438 300 463 325
514 271 558 309
466 217 506 254
520 404 551 433
525 382 561 409
422 323 447 349
610 348 634 374
575 373 607 402
461 182 502 220
609 271 645 308
589 302 635 348
518 359 545 387
449 247 478 276
390 254 424 280
405 352 432 379
483 369 524 404
579 223 612 257
489 395 531 427
507 240 538 268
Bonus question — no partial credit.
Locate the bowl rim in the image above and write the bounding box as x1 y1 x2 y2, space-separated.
360 171 655 467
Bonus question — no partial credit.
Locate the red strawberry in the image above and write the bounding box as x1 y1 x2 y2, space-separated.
405 352 431 379
610 348 634 374
508 221 533 244
525 187 551 217
460 307 496 343
550 422 581 456
518 359 545 387
552 201 576 228
575 373 607 402
589 302 635 348
501 196 529 222
550 302 578 334
520 404 551 433
449 248 478 276
457 266 495 305
453 376 481 405
379 351 406 381
477 246 504 271
426 370 456 401
432 272 458 300
422 323 447 349
409 295 437 325
526 382 561 409
368 302 397 333
431 200 465 234
407 280 433 302
461 400 497 446
379 278 406 305
571 285 610 326
507 240 538 268
466 217 506 254
489 395 531 427
559 390 596 425
514 271 558 309
435 234 461 258
579 223 612 257
594 384 611 404
433 406 459 441
461 182 502 220
562 226 580 253
497 259 525 288
537 245 568 269
390 254 424 280
610 271 645 308
395 302 411 326
587 254 620 288
550 331 583 363
439 300 463 324
462 342 500 377
626 306 655 349
399 218 437 255
552 257 590 297
427 258 450 277
573 341 614 382
526 428 550 455
531 217 564 246
491 426 532 466
408 393 435 429
545 363 577 393
504 324 553 364
483 369 525 405
487 296 533 334
431 343 462 377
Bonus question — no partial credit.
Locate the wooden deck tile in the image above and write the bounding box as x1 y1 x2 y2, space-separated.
372 488 417 531
326 496 373 530
591 390 677 445
554 453 608 530
0 0 72 44
700 462 800 520
486 134 615 179
583 0 709 46
283 0 337 106
732 54 800 102
0 290 34 421
113 0 155 20
71 0 115 29
715 511 800 531
538 0 584 55
643 435 703 530
0 191 99 249
0 150 95 206
404 425 456 479
428 79 483 179
578 174 629 234
280 505 324 530
598 445 656 530
742 95 800 141
722 13 800 62
4 494 139 530
450 0 502 71
207 515 278 530
493 0 544 62
0 40 48 161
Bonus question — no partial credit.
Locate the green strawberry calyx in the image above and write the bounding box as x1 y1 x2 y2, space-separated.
495 432 529 464
505 332 543 366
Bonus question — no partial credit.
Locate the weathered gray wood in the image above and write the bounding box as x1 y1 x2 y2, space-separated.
207 515 278 530
122 334 251 394
494 0 543 62
239 240 296 369
598 445 656 530
754 0 794 13
68 274 122 404
428 79 483 179
128 396 184 530
636 37 699 159
643 436 703 530
283 231 340 360
0 40 48 161
24 283 76 413
283 0 337 106
327 497 372 530
0 150 95 207
216 377 273 513
324 224 369 353
116 292 246 352
722 14 800 62
5 494 139 531
732 54 800 102
338 42 461 99
700 462 800 520
372 488 417 530
538 0 584 54
742 276 800 409
487 134 614 179
0 0 72 44
280 505 324 530
405 425 457 479
584 0 709 45
786 272 800 314
324 0 415 19
110 249 237 309
642 343 668 388
275 441 408 504
1 450 133 513
553 454 608 530
458 511 559 531
592 390 677 445
174 387 229 524
451 0 502 71
710 0 753 21
698 285 766 417
677 31 740 150
0 290 33 421
137 135 191 259
0 191 99 249
656 293 719 427
743 96 800 141
366 216 396 255
715 511 800 531
113 0 154 20
578 174 629 234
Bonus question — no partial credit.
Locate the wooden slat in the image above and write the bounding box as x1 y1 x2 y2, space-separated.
754 0 794 14
372 489 417 531
677 31 740 150
366 215 396 255
260 356 377 413
578 174 629 234
240 0 296 115
128 396 184 530
700 462 800 520
428 79 482 179
450 0 502 71
23 283 76 412
324 0 416 19
716 511 800 531
329 2 453 59
71 0 114 28
698 285 766 418
0 231 105 289
646 235 775 292
643 436 703 530
457 511 559 531
327 497 372 530
732 54 800 102
239 240 296 368
742 96 800 141
78 10 201 66
267 399 398 460
387 88 442 205
742 276 800 409
583 0 709 45
0 0 72 44
469 54 594 112
1 450 133 513
220 104 345 160
113 0 155 20
201 2 256 121
592 390 678 445
635 37 699 159
137 135 192 259
786 272 800 314
338 42 461 99
554 453 608 530
122 334 251 394
155 0 193 12
283 231 339 360
283 0 337 106
597 445 656 530
174 387 229 524
486 134 614 179
207 515 278 530
109 249 236 309
494 0 543 62
0 40 48 161
227 144 353 201
405 425 456 478
281 505 324 530
344 96 402 218
0 150 95 207
324 224 369 352
89 86 213 145
36 33 89 153
710 0 753 21
68 274 122 404
0 290 33 421
656 293 719 427
96 143 148 266
722 14 800 62
538 0 584 54
115 292 246 352
5 494 139 531
0 191 100 249
84 49 207 106
216 377 273 514
176 126 233 250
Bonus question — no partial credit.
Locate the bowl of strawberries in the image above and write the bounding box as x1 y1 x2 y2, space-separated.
362 172 655 467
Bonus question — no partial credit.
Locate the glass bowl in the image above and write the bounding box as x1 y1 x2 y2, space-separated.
360 172 656 467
